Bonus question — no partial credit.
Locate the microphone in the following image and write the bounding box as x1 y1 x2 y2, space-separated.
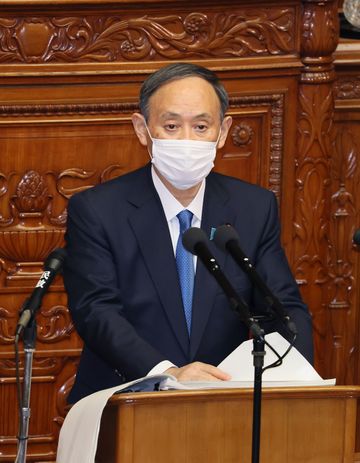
182 227 263 338
354 229 360 245
15 248 67 337
214 224 297 335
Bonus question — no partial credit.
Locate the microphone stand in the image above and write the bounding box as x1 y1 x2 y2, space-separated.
251 331 266 463
13 248 66 463
15 315 36 463
232 305 265 463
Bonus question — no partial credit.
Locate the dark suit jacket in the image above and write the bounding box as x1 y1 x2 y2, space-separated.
64 164 313 403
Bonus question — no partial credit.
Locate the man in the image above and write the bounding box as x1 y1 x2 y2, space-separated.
64 63 313 403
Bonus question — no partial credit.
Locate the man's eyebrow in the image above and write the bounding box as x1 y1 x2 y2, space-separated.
193 113 213 121
159 112 214 120
159 112 181 120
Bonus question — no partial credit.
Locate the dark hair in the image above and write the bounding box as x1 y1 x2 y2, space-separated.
139 63 229 121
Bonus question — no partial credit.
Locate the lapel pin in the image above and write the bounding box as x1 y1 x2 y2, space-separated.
210 227 216 240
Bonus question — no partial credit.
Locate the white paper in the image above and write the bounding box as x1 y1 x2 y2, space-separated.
162 332 335 390
218 331 334 383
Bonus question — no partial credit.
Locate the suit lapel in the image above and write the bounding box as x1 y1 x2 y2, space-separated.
189 174 237 360
127 167 190 357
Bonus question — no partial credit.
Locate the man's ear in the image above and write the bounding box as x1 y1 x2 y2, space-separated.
131 113 149 147
217 115 233 149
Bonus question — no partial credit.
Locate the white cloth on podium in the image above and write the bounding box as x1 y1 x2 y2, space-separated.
56 375 170 463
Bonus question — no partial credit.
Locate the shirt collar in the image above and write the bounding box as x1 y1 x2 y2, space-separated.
151 166 205 222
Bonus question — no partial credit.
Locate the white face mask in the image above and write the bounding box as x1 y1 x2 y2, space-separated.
146 127 221 190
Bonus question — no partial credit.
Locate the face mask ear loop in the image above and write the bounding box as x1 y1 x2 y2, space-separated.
216 123 223 147
144 121 154 160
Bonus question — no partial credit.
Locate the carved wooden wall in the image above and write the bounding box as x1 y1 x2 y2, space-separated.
333 40 360 451
1 0 357 461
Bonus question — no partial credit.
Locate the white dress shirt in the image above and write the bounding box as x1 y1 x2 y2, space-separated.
147 167 205 376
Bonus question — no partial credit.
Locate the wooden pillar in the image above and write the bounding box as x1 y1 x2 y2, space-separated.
295 0 339 378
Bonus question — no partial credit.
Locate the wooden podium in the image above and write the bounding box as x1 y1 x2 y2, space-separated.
95 386 360 463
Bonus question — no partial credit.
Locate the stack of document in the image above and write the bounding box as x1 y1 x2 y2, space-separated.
165 332 335 389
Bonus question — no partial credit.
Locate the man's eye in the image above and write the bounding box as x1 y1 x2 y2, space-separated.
196 125 208 131
165 124 178 131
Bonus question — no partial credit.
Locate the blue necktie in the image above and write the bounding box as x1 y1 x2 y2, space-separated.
176 210 194 335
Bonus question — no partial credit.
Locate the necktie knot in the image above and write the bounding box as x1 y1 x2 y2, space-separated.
177 209 193 233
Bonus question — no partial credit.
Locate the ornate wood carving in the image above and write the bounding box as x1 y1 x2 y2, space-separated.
0 355 67 377
0 305 74 344
228 94 284 199
301 0 339 83
327 127 359 383
0 170 66 286
295 0 339 378
231 123 254 149
0 102 138 117
0 306 16 343
294 85 333 291
334 76 360 99
0 161 150 287
38 305 74 342
0 166 119 286
0 9 296 64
